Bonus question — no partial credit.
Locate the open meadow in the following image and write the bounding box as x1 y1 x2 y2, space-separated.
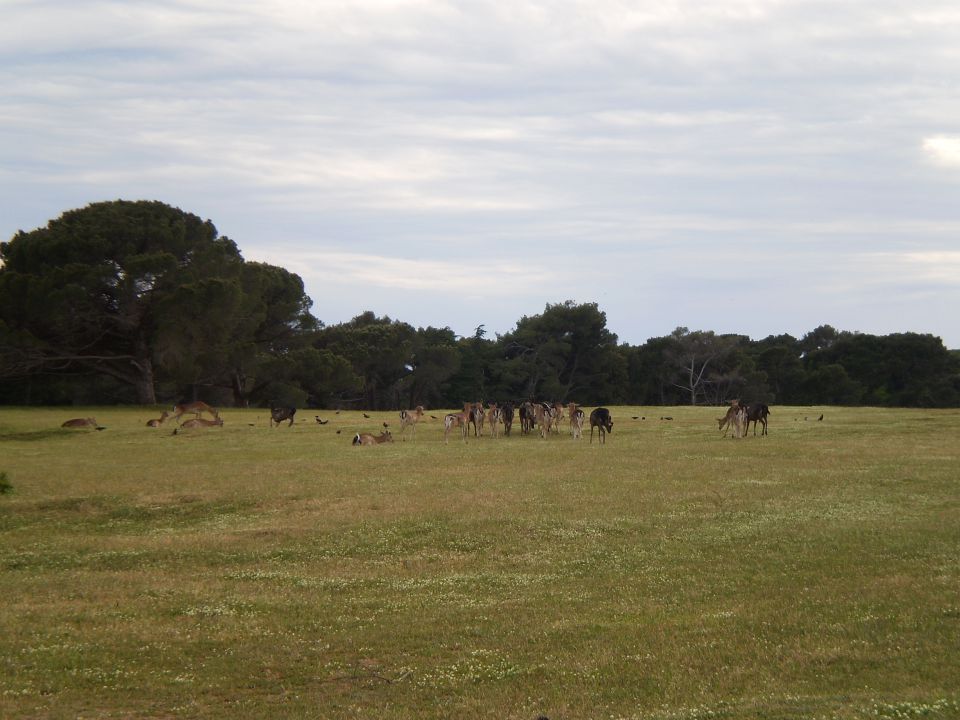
1 405 958 720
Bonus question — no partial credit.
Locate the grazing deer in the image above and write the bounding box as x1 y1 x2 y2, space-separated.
171 400 220 423
352 430 393 446
589 408 613 444
399 405 425 441
571 408 585 439
444 410 470 444
61 417 103 430
718 400 747 438
270 406 296 427
172 417 224 435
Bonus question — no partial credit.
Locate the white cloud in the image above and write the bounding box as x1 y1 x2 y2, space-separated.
3 0 960 346
923 137 960 167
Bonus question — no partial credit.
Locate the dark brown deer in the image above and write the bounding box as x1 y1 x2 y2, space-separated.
270 407 296 427
589 408 613 444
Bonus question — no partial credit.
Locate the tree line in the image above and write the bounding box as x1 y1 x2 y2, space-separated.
2 201 958 408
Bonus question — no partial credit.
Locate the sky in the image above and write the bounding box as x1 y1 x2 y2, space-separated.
2 0 959 348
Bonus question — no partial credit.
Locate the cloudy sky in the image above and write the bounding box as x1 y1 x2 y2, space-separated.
2 0 959 347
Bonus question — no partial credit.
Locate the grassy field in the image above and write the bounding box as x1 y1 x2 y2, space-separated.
1 405 958 720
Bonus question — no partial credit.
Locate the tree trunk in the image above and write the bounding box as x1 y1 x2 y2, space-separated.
132 358 157 405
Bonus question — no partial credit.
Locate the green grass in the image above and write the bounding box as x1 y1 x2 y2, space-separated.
1 405 958 719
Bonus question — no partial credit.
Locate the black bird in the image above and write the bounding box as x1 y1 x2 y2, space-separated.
383 422 389 428
335 410 341 414
430 415 438 420
336 429 342 434
632 416 639 420
315 416 329 425
363 413 371 418
818 414 824 421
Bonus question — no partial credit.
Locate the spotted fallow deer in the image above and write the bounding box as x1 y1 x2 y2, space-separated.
444 409 470 444
486 403 503 439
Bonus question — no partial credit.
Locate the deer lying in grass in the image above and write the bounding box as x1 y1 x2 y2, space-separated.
172 417 224 435
399 405 425 441
61 417 104 430
171 400 220 423
352 430 393 446
146 411 171 428
444 410 470 444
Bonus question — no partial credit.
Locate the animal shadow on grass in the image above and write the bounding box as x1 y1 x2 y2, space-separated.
0 428 72 442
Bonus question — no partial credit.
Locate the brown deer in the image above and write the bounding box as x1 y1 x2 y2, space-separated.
571 407 585 439
399 405 425 440
444 410 470 444
352 430 393 446
534 403 554 438
466 401 485 437
171 400 220 423
718 400 746 438
172 417 224 435
146 411 171 428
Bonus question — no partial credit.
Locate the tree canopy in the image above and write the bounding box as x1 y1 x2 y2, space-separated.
0 201 318 405
2 201 958 408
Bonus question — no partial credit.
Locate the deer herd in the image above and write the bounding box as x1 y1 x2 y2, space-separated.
59 398 772 444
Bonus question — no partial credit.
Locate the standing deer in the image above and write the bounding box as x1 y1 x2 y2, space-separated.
571 408 585 439
444 409 470 444
399 405 425 441
270 407 296 427
589 408 613 444
486 404 503 439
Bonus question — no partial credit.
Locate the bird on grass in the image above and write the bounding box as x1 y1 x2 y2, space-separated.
363 413 371 418
315 416 329 425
